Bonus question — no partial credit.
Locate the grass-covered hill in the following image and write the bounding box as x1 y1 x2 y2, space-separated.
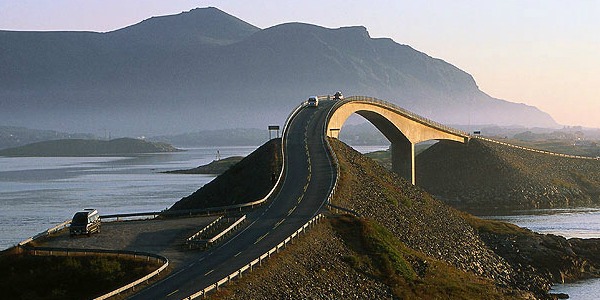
168 138 281 210
0 138 179 157
416 138 600 211
173 138 600 299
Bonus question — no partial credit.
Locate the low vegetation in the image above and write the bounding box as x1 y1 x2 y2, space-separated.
0 253 159 300
331 215 509 299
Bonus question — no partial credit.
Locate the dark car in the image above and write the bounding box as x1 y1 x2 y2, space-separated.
70 209 101 236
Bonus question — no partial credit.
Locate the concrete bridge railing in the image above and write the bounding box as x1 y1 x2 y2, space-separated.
474 135 600 161
340 96 471 138
326 96 470 184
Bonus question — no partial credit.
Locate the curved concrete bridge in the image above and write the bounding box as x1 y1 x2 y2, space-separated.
326 96 470 184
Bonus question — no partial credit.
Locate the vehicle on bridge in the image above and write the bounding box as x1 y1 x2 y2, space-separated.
69 209 101 236
307 96 319 107
333 91 344 100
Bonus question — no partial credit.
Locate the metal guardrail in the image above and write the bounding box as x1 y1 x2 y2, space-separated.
187 216 224 244
341 96 471 139
187 215 247 250
97 102 310 223
17 219 71 247
323 100 342 212
339 96 597 162
184 214 324 300
19 245 169 300
182 100 326 299
327 203 361 217
474 135 600 161
206 215 246 244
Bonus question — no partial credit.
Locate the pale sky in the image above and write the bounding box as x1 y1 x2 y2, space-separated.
1 0 598 128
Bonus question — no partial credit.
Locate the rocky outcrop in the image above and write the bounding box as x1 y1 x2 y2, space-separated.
416 139 600 211
470 218 600 285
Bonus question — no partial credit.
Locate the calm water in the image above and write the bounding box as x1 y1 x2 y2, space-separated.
485 208 600 299
2 144 598 297
0 146 257 250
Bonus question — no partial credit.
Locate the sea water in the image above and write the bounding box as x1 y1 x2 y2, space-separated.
2 144 597 297
0 146 256 250
485 208 600 299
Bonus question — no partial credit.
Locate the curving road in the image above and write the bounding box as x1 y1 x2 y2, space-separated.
129 100 337 299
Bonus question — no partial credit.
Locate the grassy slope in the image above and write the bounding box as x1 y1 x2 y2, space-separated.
168 138 281 210
416 139 600 209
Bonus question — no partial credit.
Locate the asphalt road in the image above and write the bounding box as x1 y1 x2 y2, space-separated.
129 100 336 299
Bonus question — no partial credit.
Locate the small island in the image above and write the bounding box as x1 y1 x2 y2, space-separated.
164 156 244 175
0 138 180 157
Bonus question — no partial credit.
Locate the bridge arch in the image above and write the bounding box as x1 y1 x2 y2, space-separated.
326 96 469 185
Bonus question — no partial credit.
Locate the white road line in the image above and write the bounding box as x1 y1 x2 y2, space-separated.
204 269 214 276
287 206 297 216
234 251 242 257
273 218 285 229
254 233 269 244
166 289 179 297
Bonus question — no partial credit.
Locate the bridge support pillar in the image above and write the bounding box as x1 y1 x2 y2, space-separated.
391 140 415 185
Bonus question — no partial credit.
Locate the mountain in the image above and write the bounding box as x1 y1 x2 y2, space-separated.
0 7 558 136
0 138 179 156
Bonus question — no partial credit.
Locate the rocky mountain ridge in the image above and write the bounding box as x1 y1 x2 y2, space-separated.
0 7 557 136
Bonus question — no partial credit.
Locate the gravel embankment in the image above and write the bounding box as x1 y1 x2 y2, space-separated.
210 221 394 299
329 139 529 291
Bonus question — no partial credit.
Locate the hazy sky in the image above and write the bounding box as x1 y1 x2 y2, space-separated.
1 0 598 128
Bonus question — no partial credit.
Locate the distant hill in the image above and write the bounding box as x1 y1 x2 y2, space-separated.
0 138 179 157
0 126 96 150
0 7 558 136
